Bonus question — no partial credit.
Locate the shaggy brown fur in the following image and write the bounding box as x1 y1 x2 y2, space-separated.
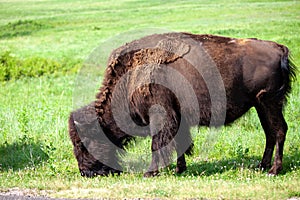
68 102 124 177
69 32 296 177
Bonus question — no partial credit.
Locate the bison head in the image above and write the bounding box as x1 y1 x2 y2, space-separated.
69 104 122 177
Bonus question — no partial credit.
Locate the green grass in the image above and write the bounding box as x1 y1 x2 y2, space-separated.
0 51 81 81
0 0 300 199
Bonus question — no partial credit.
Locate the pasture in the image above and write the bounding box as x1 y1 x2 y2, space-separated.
0 0 299 199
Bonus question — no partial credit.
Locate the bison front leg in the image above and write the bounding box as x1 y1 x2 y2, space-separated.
174 118 193 174
143 106 179 177
143 136 161 177
143 137 188 177
175 154 187 174
256 104 287 175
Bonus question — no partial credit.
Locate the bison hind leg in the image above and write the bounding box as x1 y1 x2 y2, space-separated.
255 103 287 175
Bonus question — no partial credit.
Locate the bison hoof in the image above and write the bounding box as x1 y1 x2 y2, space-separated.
175 166 187 174
143 171 160 178
268 165 282 176
258 162 271 171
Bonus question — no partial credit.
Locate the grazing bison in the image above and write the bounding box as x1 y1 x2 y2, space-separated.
69 32 296 177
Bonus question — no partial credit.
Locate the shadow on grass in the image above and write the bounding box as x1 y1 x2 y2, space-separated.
182 156 262 176
172 151 300 177
0 140 49 171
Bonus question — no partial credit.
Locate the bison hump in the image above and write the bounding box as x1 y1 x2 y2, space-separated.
132 37 190 65
107 33 191 68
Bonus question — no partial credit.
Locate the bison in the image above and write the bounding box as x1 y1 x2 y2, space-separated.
69 32 296 177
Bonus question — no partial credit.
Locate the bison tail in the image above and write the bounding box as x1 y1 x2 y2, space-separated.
277 46 297 101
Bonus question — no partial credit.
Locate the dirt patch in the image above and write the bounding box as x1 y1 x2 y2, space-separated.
0 188 49 199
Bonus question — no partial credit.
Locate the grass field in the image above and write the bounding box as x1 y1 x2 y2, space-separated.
0 0 300 199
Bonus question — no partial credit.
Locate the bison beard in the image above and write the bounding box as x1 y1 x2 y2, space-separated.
68 32 296 177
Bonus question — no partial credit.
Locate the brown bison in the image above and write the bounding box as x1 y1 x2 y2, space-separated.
69 32 296 177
